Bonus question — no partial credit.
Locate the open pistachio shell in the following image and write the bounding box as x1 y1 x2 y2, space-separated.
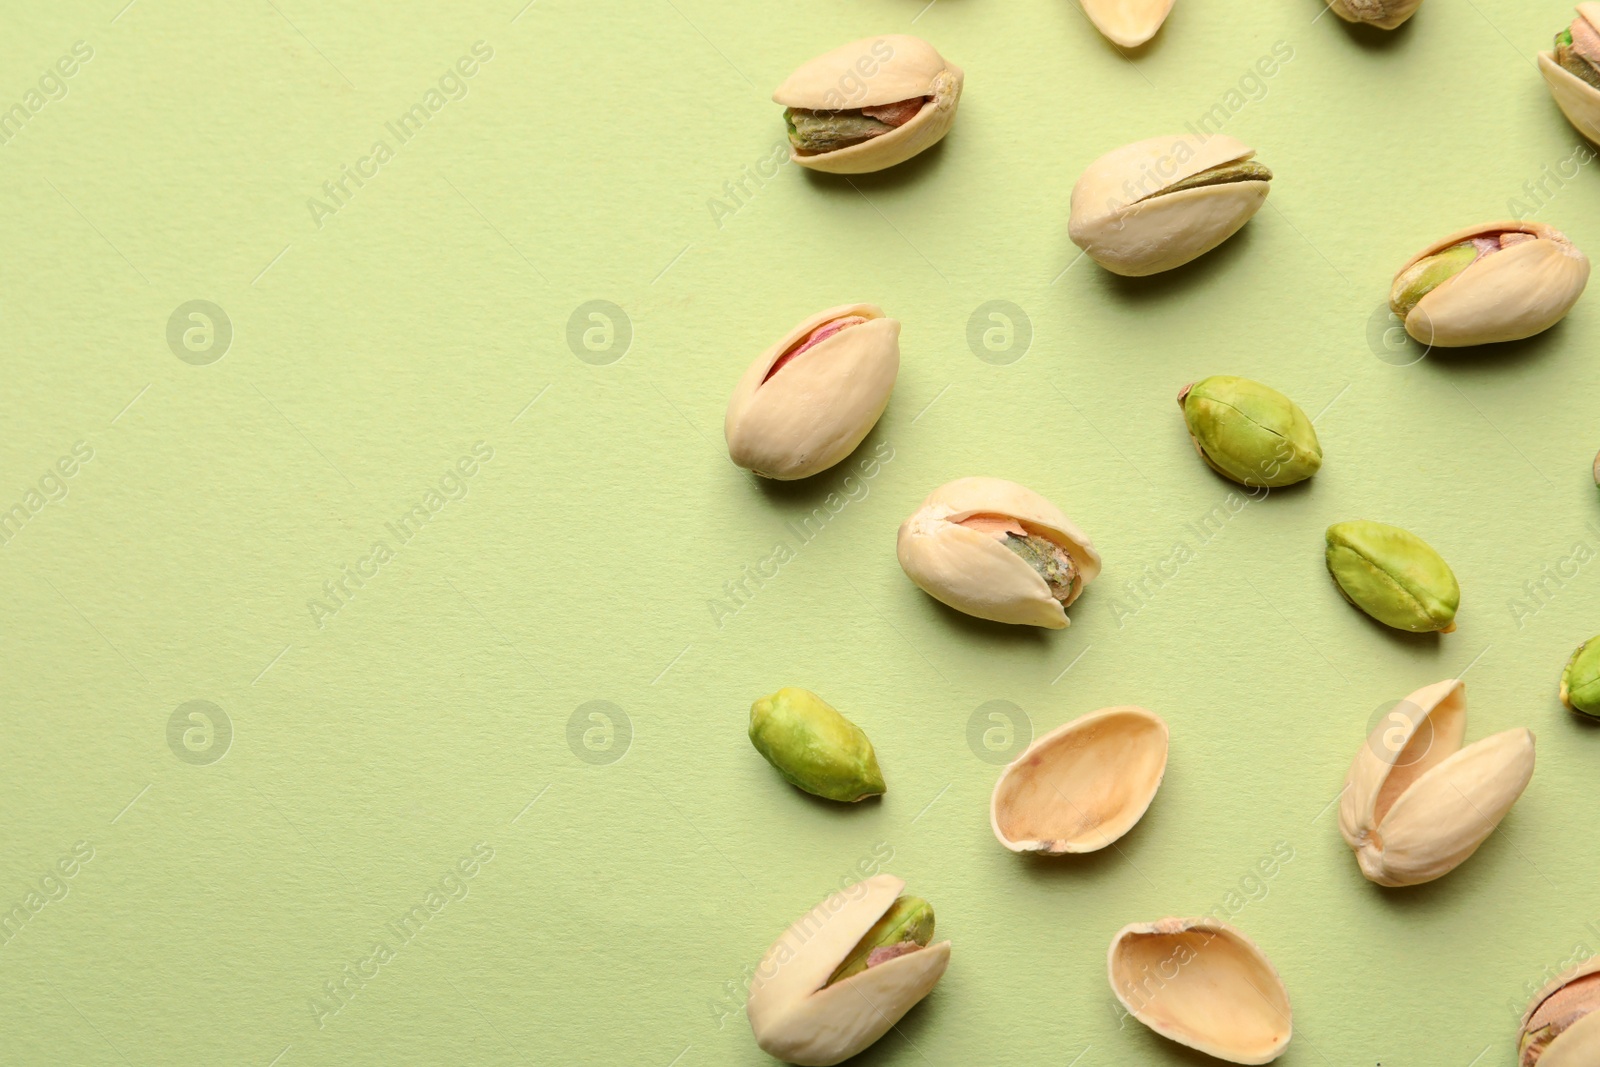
747 874 951 1066
1324 0 1423 29
1068 134 1270 276
1338 679 1536 887
773 36 962 174
1108 918 1292 1064
1080 0 1175 47
1521 956 1600 1067
896 476 1101 628
1541 6 1600 144
725 303 899 480
991 706 1168 854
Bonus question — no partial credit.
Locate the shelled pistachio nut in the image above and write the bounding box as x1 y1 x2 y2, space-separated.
748 874 950 1066
1520 957 1600 1066
896 477 1101 628
1080 0 1175 47
1541 6 1600 144
748 687 886 802
1322 0 1422 29
1389 222 1589 346
991 706 1168 854
1068 134 1271 277
1108 918 1292 1064
1339 679 1535 887
1325 520 1459 633
725 304 899 480
774 36 962 174
1560 636 1600 717
1178 376 1322 488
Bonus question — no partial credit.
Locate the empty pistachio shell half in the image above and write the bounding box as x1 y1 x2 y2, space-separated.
1323 0 1422 29
747 874 951 1066
1068 134 1271 277
991 706 1168 854
896 476 1101 628
1108 918 1292 1064
1080 0 1175 47
773 36 962 174
1178 376 1322 488
1325 520 1459 633
1339 679 1535 887
1389 222 1590 347
725 304 899 480
1520 957 1600 1067
1541 6 1600 144
1560 636 1600 717
748 687 886 802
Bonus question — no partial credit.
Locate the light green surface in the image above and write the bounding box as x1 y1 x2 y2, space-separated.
4 1 1600 1064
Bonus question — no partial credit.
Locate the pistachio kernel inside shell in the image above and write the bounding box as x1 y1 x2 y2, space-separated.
1521 969 1600 1065
1390 232 1539 318
958 514 1080 606
825 895 934 987
785 97 928 155
1140 158 1272 203
1557 16 1600 90
762 315 869 383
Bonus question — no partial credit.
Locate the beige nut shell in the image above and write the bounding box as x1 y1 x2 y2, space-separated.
895 477 1101 629
1068 134 1268 276
746 874 951 1067
773 35 962 174
1394 221 1590 347
724 303 899 480
1520 956 1600 1067
1542 10 1600 145
1325 0 1423 29
1080 0 1175 47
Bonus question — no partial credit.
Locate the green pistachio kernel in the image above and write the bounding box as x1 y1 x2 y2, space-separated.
1390 242 1481 319
1151 159 1274 200
1560 636 1600 716
1001 533 1080 606
1325 520 1460 633
748 687 885 802
826 896 935 986
785 109 896 154
1179 375 1323 488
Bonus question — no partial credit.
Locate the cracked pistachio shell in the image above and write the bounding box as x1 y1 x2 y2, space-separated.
1080 0 1175 47
773 36 962 174
1560 635 1600 717
896 477 1101 629
1520 956 1600 1067
725 304 899 480
1390 221 1590 346
1541 6 1600 145
991 706 1168 854
1178 376 1321 488
1324 0 1422 29
1339 679 1536 887
1068 134 1269 277
1108 918 1292 1064
748 874 951 1066
1325 520 1459 633
748 688 885 802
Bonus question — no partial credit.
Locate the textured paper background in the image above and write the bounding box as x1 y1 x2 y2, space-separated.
4 0 1600 1063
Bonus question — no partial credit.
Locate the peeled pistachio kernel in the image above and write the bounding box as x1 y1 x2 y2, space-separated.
1390 242 1480 319
1079 0 1175 48
826 896 934 985
1520 958 1600 1066
1542 7 1600 144
1560 636 1600 717
1325 520 1459 633
1323 0 1422 28
748 688 885 802
1178 376 1322 488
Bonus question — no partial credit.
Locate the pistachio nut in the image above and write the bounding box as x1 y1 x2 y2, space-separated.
1322 0 1422 29
747 874 951 1066
773 36 962 174
1594 446 1600 487
1079 0 1175 47
1541 6 1600 144
1389 222 1590 346
1068 134 1271 276
1325 520 1459 633
1560 635 1600 717
1178 376 1322 488
749 688 885 802
896 476 1101 628
725 304 899 480
1339 679 1536 887
1108 918 1292 1064
1520 956 1600 1067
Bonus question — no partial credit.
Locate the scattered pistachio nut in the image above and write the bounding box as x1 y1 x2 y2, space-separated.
1520 956 1600 1066
1560 636 1600 717
724 303 899 480
749 688 885 802
1079 0 1175 47
1339 679 1536 887
1541 6 1600 144
747 874 951 1066
1322 0 1423 29
1108 918 1292 1064
1593 445 1600 487
896 476 1101 628
773 36 962 174
1178 376 1322 488
1389 222 1589 346
991 706 1168 854
1325 520 1459 633
1068 134 1271 276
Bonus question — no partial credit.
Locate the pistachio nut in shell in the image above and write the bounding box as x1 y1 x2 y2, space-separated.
896 476 1101 628
1560 635 1600 717
1541 6 1600 145
1068 134 1271 277
1520 956 1600 1067
1079 0 1175 47
725 303 899 480
1178 376 1322 488
774 36 962 174
1325 520 1459 633
1107 918 1292 1064
748 687 886 802
1389 221 1589 346
991 706 1168 854
1338 678 1535 887
747 874 950 1066
1323 0 1422 29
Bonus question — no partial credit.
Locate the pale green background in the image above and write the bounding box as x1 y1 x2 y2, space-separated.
3 0 1599 1064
